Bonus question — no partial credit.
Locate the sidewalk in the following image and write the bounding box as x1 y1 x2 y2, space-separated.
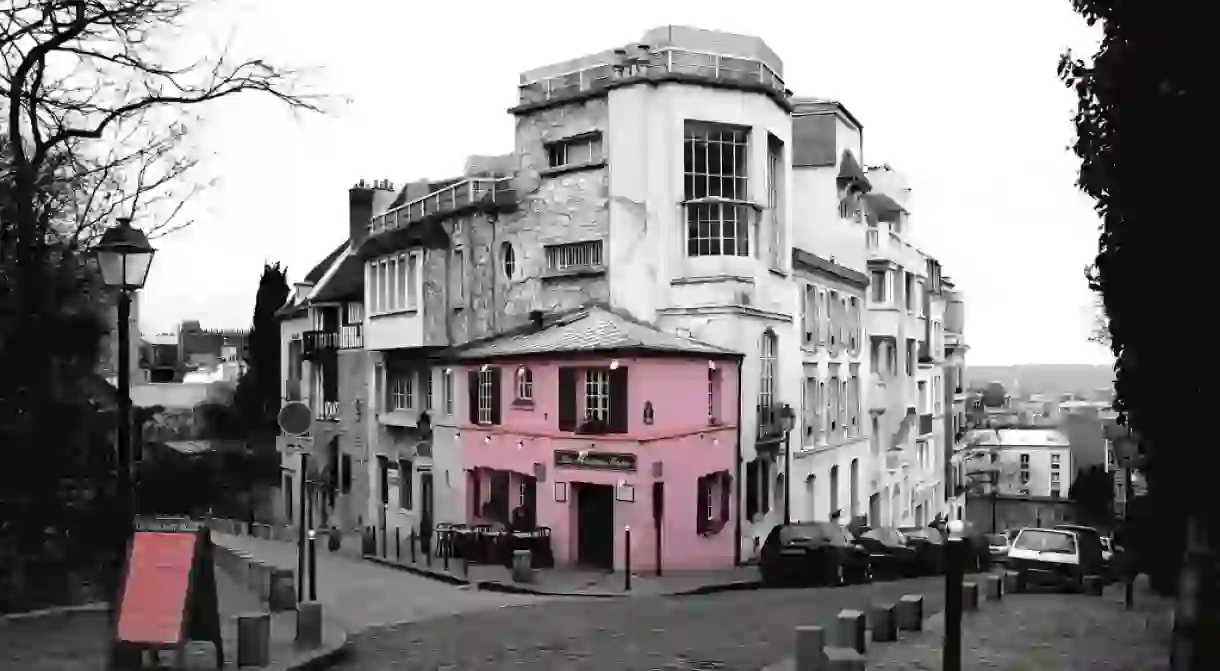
210 532 545 631
365 544 761 596
771 579 1171 671
0 562 343 670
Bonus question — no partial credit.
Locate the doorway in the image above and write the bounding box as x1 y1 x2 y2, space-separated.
575 483 615 569
869 493 881 527
420 471 434 527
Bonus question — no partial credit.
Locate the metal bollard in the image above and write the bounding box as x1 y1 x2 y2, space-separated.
410 528 417 563
443 531 450 571
624 525 632 592
396 527 401 560
308 530 318 603
236 612 271 667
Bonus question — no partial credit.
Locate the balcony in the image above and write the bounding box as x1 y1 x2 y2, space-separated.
919 413 934 436
315 400 341 422
302 330 338 360
517 47 787 107
339 324 363 349
367 177 515 238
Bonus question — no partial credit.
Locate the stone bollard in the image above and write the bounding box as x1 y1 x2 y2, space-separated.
233 551 253 586
1004 570 1022 594
962 581 980 612
296 601 324 649
511 550 534 583
869 603 898 642
984 573 1003 601
251 563 272 602
794 625 826 671
269 569 296 612
1083 575 1104 596
896 594 924 632
236 612 271 667
833 609 867 654
824 646 866 670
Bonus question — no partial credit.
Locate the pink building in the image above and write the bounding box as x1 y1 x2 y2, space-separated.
454 305 742 572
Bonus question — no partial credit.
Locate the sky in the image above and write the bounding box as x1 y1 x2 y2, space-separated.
134 0 1111 367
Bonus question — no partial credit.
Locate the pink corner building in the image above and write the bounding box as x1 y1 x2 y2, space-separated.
452 304 741 572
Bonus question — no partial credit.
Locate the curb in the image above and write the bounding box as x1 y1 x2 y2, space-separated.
0 601 109 624
281 626 353 671
474 580 625 598
363 555 471 586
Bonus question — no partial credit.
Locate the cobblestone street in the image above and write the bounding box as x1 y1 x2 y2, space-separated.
335 577 946 670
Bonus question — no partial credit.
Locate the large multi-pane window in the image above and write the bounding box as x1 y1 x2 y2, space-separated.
684 122 751 257
584 369 610 422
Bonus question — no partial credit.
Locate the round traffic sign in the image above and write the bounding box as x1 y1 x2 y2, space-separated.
278 401 313 436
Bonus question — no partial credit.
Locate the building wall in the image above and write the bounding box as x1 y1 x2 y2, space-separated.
458 355 741 570
994 446 1073 498
964 493 1076 533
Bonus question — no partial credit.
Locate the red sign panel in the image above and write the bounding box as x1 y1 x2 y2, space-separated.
116 531 197 645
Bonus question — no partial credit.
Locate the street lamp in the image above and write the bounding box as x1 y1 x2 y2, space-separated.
95 217 155 537
779 403 796 525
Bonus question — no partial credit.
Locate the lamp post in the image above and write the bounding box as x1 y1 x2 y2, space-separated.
95 217 156 562
779 403 796 525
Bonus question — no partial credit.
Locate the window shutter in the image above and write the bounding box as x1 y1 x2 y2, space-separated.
609 366 629 433
467 370 479 424
489 367 502 425
719 472 733 524
471 471 481 517
557 368 577 431
696 476 709 534
745 461 759 520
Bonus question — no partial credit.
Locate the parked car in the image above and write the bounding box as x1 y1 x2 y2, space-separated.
851 526 920 579
899 526 946 574
1053 524 1112 583
1008 527 1106 593
986 534 1010 564
759 522 873 587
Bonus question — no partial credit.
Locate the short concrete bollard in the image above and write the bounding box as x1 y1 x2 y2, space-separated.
833 609 867 654
962 581 980 612
869 603 898 642
1004 570 1022 594
984 573 1003 601
1083 575 1104 596
794 625 826 671
236 612 271 667
896 594 924 631
253 563 272 602
511 550 534 583
296 601 324 649
269 568 296 612
824 646 866 670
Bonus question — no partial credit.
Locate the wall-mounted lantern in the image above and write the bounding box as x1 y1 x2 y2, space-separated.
643 401 655 425
610 359 620 371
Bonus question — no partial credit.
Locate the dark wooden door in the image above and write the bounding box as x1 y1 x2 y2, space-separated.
577 484 615 569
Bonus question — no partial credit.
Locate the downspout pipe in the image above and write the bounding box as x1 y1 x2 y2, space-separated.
734 360 744 566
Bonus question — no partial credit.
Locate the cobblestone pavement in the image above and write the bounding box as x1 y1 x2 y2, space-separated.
867 585 1174 671
336 576 947 670
213 532 546 629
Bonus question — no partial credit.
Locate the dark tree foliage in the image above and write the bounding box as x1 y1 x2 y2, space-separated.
1068 465 1113 527
236 262 290 436
980 382 1006 408
1062 1 1215 666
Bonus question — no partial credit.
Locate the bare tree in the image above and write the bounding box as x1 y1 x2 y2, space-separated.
1 0 328 257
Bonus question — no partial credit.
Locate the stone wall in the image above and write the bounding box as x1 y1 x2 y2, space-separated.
336 350 370 529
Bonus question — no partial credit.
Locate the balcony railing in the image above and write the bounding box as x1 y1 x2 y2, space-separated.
339 324 363 349
518 47 787 106
367 177 514 237
315 400 341 422
302 330 339 359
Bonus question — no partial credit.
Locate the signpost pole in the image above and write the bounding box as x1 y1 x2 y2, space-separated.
297 452 308 603
277 401 315 606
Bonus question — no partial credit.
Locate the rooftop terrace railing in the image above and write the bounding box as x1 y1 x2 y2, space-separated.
518 47 787 105
368 177 514 237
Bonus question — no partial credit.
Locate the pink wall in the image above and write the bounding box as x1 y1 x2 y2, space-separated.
460 355 741 571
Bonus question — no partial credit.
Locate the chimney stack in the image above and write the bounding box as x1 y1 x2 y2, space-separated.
349 180 375 245
529 310 544 330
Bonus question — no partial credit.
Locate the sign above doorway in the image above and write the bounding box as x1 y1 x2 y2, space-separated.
554 449 637 472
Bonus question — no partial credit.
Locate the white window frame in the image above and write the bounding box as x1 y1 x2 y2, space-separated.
547 133 604 169
758 331 777 432
424 369 433 411
388 369 412 411
453 249 465 302
683 122 752 258
766 139 783 269
517 366 534 401
869 270 887 303
476 368 494 424
442 369 454 415
407 252 419 311
583 368 610 422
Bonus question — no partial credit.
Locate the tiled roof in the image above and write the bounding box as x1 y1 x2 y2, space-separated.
836 150 871 190
863 192 905 225
313 250 363 302
453 304 740 361
305 242 347 284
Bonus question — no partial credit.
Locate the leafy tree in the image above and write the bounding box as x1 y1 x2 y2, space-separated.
1061 0 1212 666
235 262 290 436
1068 465 1113 528
980 382 1007 408
1 0 325 606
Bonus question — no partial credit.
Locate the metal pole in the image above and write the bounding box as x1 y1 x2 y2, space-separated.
112 290 134 621
624 526 632 592
991 478 998 534
308 529 317 602
395 527 401 560
1124 466 1135 609
297 453 308 603
943 538 964 671
783 430 792 525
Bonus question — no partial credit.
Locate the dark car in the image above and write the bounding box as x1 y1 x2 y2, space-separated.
852 526 920 579
1053 524 1111 583
900 526 946 574
759 522 873 587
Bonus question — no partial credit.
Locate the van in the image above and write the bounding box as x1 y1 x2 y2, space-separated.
1007 527 1105 592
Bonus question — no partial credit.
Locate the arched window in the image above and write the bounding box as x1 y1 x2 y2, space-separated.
501 242 516 279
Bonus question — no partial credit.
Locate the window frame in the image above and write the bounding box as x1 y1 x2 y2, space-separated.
476 368 495 425
583 368 611 423
546 132 604 170
517 366 534 402
682 121 753 258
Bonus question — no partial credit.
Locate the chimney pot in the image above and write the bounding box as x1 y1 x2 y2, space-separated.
529 310 544 329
